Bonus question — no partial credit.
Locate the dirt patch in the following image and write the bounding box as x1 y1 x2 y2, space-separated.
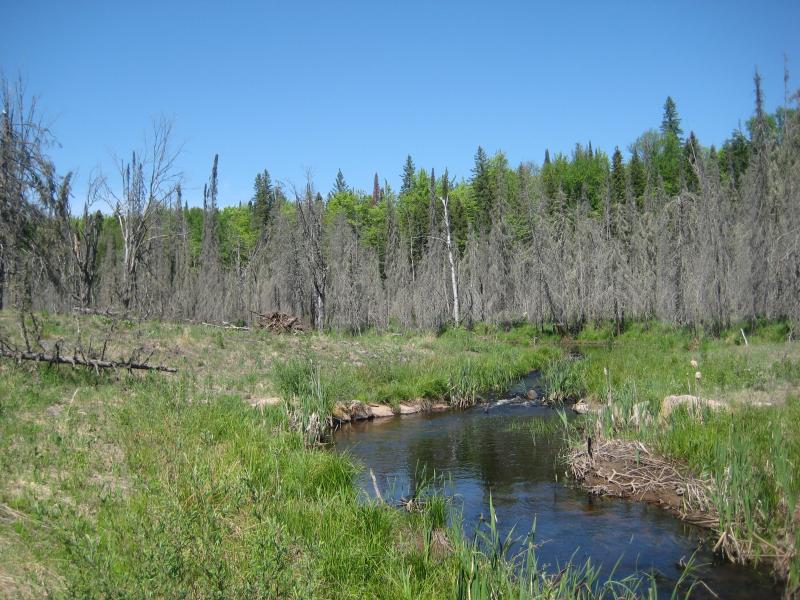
569 438 718 528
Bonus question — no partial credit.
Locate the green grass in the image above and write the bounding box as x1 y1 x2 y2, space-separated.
0 312 592 598
543 320 800 590
2 312 794 596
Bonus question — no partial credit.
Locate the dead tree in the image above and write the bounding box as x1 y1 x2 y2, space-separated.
99 118 181 311
440 192 460 325
295 179 327 332
0 76 68 311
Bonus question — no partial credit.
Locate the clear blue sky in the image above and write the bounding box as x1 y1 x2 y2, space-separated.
2 0 799 208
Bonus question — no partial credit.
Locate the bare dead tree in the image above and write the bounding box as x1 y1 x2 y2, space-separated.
440 191 460 325
99 118 181 312
295 177 327 332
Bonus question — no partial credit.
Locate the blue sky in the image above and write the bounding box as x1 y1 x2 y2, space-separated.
2 0 799 208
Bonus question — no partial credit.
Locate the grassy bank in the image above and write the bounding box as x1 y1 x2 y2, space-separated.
543 321 800 591
4 313 621 598
2 312 794 596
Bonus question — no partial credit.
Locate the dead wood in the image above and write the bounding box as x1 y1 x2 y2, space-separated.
250 311 306 333
569 438 717 526
0 348 177 373
201 321 251 331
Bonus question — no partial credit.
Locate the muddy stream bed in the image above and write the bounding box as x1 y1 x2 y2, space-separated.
332 372 781 599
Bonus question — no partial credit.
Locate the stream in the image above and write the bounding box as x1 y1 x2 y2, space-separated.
332 372 781 599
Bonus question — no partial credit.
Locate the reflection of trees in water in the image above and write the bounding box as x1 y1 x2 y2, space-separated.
403 414 564 503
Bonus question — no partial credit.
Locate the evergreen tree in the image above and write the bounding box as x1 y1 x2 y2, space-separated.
428 168 437 237
252 169 274 234
401 155 415 196
682 132 701 193
719 129 750 188
628 149 646 204
544 149 551 165
472 146 493 231
372 172 380 206
333 169 348 195
661 96 683 139
611 147 626 204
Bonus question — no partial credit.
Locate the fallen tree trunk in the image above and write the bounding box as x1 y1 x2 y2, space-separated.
201 321 251 331
0 348 177 373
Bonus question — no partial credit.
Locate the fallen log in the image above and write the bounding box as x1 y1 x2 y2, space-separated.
201 321 251 331
0 348 177 373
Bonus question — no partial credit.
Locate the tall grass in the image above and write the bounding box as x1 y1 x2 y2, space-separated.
554 321 800 589
449 496 696 600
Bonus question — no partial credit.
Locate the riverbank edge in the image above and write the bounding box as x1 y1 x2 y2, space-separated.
566 434 796 587
327 381 542 424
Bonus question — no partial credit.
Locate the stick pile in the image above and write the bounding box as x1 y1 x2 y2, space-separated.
569 438 718 527
253 312 305 333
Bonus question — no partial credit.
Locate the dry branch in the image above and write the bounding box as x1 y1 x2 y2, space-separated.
250 311 305 333
0 348 177 373
201 321 251 331
569 438 717 526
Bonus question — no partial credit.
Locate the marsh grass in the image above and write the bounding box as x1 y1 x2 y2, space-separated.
450 497 695 600
2 313 791 596
550 321 800 589
0 313 570 598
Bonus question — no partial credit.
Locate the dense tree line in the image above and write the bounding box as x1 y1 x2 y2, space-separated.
2 72 799 333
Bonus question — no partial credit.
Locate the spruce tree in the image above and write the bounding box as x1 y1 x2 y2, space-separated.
472 146 492 232
611 147 626 204
252 169 274 233
628 149 646 204
333 169 348 195
428 168 437 237
661 96 683 139
372 172 380 206
400 155 415 196
682 132 700 193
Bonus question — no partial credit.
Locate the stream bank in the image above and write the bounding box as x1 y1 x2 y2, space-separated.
333 371 782 599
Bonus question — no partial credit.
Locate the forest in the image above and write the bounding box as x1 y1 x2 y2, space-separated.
2 71 798 335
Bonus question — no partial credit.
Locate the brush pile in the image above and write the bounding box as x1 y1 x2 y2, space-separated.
253 312 306 333
569 438 717 527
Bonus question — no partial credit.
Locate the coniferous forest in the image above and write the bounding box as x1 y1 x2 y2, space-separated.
2 72 798 334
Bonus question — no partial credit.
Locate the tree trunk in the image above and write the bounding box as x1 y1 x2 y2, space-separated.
440 194 459 325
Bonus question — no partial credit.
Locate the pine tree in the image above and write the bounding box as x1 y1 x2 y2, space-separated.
661 96 683 139
544 149 551 165
333 169 348 195
401 155 415 196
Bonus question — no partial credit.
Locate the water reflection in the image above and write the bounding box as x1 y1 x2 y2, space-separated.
333 373 781 599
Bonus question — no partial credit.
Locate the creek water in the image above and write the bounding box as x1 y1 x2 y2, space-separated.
332 372 781 599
